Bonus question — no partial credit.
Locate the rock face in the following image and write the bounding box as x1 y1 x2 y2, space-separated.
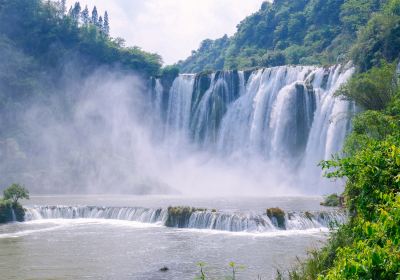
0 202 25 224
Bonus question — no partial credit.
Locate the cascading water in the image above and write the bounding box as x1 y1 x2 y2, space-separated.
24 206 346 233
10 208 16 222
153 64 355 194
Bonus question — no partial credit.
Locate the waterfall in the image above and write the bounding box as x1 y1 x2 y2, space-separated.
154 64 354 193
11 208 16 222
25 206 168 224
25 206 346 233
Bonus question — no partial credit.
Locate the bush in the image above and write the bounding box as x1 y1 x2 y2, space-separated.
322 136 400 221
320 194 341 207
323 195 400 280
336 61 397 110
285 223 355 279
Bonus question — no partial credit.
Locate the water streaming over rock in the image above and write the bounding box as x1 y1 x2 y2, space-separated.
10 209 16 222
153 64 355 193
25 206 346 233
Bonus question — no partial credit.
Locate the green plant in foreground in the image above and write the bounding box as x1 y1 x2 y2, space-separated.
195 262 206 280
322 195 400 280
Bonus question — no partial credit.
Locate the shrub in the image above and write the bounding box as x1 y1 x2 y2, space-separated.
285 222 355 279
320 194 341 207
335 61 397 110
323 195 400 280
322 136 400 221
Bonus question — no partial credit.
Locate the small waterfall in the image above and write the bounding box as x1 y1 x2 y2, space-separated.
25 206 346 233
11 208 16 222
25 206 168 224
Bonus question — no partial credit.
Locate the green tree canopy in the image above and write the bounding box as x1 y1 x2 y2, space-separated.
3 184 29 204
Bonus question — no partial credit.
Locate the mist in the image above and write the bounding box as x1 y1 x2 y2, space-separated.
0 61 310 196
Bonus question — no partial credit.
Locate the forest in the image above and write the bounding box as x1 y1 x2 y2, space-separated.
178 0 397 73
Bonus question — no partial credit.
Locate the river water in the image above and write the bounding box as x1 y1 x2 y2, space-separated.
0 196 335 279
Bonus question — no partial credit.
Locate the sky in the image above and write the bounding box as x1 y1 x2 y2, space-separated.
66 0 265 64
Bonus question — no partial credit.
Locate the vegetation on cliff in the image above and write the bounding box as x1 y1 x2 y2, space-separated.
178 0 393 73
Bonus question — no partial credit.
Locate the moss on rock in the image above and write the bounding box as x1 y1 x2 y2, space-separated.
165 206 208 228
266 207 286 229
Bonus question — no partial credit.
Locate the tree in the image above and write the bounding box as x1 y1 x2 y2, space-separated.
60 0 66 15
70 2 81 22
3 184 29 204
91 6 98 25
81 5 89 25
103 11 110 36
98 15 103 30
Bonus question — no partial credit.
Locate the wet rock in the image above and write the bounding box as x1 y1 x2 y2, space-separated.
266 207 286 229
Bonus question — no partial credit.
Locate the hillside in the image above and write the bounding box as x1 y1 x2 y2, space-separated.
178 0 387 73
0 0 162 106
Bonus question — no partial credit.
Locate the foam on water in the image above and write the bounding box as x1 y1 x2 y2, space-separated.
24 205 345 234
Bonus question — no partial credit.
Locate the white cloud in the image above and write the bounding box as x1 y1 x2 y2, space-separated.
66 0 264 64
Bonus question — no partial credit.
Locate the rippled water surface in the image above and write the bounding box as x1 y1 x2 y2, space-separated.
0 196 333 279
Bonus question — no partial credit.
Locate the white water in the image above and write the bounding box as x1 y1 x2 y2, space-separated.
0 196 337 279
24 205 345 233
153 64 354 194
10 208 16 222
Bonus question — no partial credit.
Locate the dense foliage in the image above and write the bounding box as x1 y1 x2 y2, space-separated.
336 61 397 110
351 0 400 71
178 0 388 73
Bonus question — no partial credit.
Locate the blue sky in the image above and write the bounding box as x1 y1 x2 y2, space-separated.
66 0 265 64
